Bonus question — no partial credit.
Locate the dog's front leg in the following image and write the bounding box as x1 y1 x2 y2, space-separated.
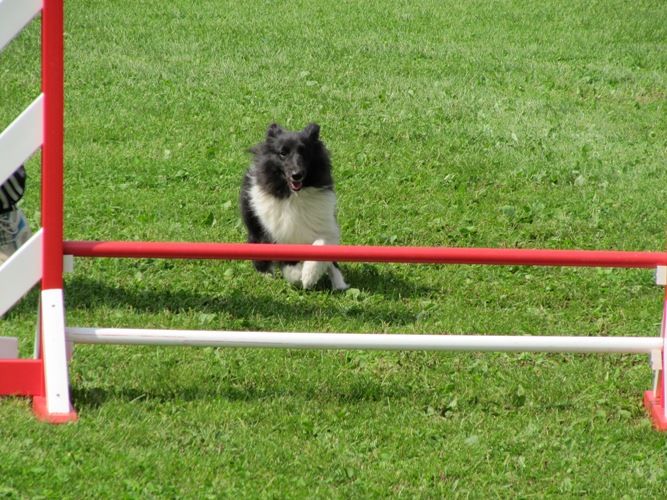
280 262 303 284
327 263 349 291
301 239 330 289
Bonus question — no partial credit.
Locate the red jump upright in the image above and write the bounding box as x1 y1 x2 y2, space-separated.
0 0 76 423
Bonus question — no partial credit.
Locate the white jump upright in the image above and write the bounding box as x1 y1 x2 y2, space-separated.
0 0 665 430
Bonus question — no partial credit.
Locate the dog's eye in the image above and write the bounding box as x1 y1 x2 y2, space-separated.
278 148 289 158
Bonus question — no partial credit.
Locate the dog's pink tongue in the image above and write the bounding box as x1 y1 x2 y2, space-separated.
291 181 303 191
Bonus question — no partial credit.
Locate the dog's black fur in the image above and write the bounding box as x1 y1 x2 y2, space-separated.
243 123 332 200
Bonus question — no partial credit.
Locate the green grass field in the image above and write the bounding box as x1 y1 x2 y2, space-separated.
2 0 667 496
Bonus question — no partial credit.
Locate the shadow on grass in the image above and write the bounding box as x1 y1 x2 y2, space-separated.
70 374 416 410
64 264 437 328
64 265 446 410
341 263 436 295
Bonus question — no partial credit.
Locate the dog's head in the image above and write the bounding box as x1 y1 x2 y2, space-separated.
251 123 333 195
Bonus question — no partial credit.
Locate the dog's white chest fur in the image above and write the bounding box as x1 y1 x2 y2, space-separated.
248 180 340 245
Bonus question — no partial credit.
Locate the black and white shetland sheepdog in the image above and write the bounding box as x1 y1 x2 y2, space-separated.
240 122 349 290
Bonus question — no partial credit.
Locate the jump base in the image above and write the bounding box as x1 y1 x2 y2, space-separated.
32 396 78 424
643 391 667 431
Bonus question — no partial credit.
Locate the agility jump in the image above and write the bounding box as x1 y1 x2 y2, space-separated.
0 0 665 429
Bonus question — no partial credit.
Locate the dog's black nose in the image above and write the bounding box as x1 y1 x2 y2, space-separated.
291 172 304 182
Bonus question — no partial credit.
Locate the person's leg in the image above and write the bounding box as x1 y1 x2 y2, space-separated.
0 166 31 264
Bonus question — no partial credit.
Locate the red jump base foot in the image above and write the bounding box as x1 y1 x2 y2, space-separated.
32 396 78 424
643 391 667 431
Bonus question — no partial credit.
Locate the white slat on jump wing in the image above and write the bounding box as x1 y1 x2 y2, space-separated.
0 336 19 358
0 95 43 186
0 0 41 52
0 228 42 318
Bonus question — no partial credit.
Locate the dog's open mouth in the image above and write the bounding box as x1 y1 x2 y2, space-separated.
289 181 303 192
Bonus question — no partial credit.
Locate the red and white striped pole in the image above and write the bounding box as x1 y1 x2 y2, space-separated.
33 0 76 423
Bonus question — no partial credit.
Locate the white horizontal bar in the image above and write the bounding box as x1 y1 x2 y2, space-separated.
0 336 19 359
0 228 42 318
66 328 664 354
0 94 44 186
0 0 41 53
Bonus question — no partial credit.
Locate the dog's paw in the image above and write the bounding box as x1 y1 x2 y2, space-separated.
281 263 303 284
301 261 327 289
332 282 349 291
301 272 320 290
328 265 349 291
253 260 275 275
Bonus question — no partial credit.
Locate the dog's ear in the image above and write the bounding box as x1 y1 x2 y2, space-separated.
267 123 283 138
304 123 320 142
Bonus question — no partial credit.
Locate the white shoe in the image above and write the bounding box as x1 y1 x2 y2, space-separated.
0 208 32 264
